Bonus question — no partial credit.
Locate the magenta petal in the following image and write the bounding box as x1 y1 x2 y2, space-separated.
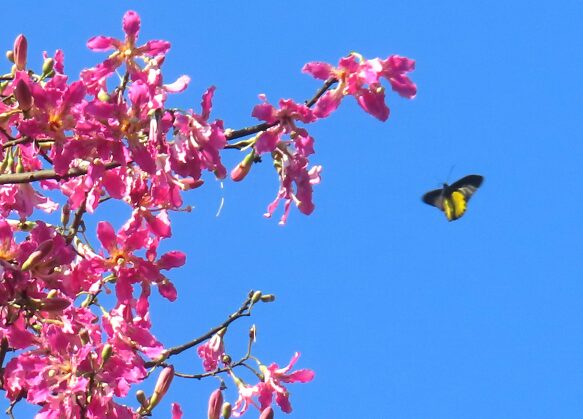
313 90 341 119
275 391 293 413
97 221 117 251
251 103 276 123
144 40 172 56
301 61 333 80
201 86 216 120
357 88 390 121
86 36 119 51
389 74 417 99
158 251 186 269
255 130 280 154
283 368 315 383
158 281 177 302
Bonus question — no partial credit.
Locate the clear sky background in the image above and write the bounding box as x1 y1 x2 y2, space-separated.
3 1 583 418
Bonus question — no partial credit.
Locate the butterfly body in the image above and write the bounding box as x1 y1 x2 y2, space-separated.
422 175 484 221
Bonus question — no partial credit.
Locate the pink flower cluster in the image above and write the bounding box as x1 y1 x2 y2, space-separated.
198 330 314 417
233 52 416 223
0 9 415 418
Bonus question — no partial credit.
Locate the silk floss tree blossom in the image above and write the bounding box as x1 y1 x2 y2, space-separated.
0 9 416 418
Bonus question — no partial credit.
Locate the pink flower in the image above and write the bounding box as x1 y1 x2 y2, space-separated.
251 96 316 154
231 378 261 417
302 53 416 121
197 331 225 372
257 352 314 413
170 86 227 180
264 150 322 225
81 11 171 94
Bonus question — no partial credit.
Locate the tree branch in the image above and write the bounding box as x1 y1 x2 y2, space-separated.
145 292 257 368
0 161 122 185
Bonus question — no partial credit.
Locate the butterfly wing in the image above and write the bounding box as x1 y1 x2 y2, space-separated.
422 188 445 210
448 175 484 203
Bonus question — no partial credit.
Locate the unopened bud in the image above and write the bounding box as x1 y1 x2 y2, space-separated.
230 151 255 182
21 240 54 271
181 177 204 190
260 294 276 303
136 390 148 408
221 402 232 419
13 35 27 71
38 297 71 312
14 79 32 112
97 89 110 102
61 203 71 227
100 343 113 366
46 289 58 299
79 329 90 345
259 406 274 419
249 324 257 342
251 290 262 304
221 354 232 364
6 50 14 63
207 389 223 419
42 57 54 77
148 365 174 409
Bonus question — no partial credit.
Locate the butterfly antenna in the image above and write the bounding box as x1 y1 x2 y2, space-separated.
445 164 456 184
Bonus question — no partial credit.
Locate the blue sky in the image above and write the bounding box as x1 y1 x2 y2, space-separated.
3 1 583 417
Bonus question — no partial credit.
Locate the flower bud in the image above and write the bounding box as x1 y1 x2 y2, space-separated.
251 290 262 304
6 50 14 63
13 35 27 71
230 151 255 182
79 329 90 345
249 324 257 342
61 203 71 227
221 402 232 419
38 297 71 312
14 79 33 112
100 343 113 366
136 390 149 408
21 240 54 271
260 406 274 419
221 354 232 365
148 365 174 409
260 294 276 303
207 389 223 419
42 57 54 77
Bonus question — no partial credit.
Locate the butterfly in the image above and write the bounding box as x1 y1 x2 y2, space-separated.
422 175 484 221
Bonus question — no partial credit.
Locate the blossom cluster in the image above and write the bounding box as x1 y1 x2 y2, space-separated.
0 9 415 418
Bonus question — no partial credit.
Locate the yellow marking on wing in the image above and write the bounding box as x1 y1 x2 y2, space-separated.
451 191 467 219
443 197 454 221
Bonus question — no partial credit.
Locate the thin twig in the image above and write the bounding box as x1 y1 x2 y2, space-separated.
144 292 255 368
66 196 88 245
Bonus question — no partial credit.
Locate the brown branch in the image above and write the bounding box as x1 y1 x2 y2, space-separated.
0 161 122 185
66 196 88 245
144 292 256 368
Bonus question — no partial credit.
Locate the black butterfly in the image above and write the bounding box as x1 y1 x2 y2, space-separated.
422 175 484 221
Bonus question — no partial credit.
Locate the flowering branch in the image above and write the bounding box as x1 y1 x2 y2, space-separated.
0 10 416 418
0 161 122 184
225 77 338 143
146 290 264 367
